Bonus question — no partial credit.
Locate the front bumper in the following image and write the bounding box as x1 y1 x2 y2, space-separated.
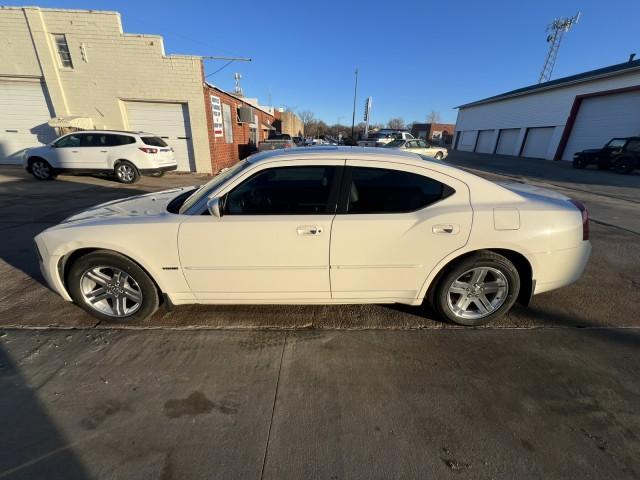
139 164 178 175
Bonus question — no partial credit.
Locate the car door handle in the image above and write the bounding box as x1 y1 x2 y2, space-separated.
100 150 108 153
432 224 459 234
71 150 79 153
297 225 323 235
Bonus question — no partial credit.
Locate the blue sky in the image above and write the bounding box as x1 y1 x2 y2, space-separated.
25 0 640 125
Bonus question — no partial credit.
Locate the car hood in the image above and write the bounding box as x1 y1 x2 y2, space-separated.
61 186 197 223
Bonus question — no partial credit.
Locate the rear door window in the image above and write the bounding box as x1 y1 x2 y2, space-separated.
80 134 109 147
141 137 168 147
344 167 453 214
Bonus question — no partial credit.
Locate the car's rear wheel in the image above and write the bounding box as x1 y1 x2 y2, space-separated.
613 157 635 174
29 158 55 180
432 252 520 326
115 161 140 184
434 152 444 160
67 250 159 323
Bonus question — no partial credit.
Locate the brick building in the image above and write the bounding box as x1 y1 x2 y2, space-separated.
410 123 456 146
204 84 275 173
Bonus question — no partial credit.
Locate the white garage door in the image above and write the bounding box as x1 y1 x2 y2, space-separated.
521 127 554 159
125 101 194 171
562 90 640 160
0 80 56 164
496 128 520 156
475 129 495 153
456 130 477 152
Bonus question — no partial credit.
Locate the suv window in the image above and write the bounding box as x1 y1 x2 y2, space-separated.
384 139 405 148
224 166 336 215
346 167 453 214
607 139 627 149
417 140 429 148
625 140 640 153
406 140 419 148
80 134 109 147
141 136 169 147
106 135 136 146
54 134 82 148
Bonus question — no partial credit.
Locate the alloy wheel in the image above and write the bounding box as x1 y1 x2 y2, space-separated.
446 267 509 320
31 161 51 179
116 164 135 182
80 266 143 317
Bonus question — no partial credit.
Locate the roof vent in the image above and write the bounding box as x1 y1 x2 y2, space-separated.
629 53 636 62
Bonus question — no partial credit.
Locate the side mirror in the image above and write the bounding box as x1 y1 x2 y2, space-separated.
206 196 222 217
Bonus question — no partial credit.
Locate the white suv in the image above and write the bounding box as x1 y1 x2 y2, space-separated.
23 130 178 184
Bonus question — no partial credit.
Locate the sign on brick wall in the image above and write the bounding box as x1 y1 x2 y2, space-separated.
210 95 224 138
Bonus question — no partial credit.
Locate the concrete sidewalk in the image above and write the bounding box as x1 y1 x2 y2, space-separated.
1 328 639 479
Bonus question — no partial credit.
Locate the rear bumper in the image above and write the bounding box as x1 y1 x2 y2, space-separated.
139 164 178 175
533 241 591 295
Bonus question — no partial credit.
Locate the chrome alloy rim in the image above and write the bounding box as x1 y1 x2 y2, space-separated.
80 266 142 317
32 161 50 179
116 164 135 182
447 267 509 320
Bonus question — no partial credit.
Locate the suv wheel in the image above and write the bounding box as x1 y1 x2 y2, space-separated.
613 157 635 174
432 251 520 326
572 157 586 169
115 161 140 184
434 152 444 160
67 250 159 323
29 158 55 180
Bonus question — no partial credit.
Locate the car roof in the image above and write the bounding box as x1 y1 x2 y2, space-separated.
247 146 421 163
64 130 157 136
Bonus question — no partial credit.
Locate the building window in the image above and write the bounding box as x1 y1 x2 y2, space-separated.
222 103 233 144
52 34 73 68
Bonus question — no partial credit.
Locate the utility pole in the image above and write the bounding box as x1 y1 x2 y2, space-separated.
351 68 359 144
538 12 580 83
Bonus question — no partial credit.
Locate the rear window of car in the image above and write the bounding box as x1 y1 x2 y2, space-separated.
141 136 168 147
346 167 454 214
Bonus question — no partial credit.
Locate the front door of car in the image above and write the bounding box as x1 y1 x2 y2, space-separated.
329 160 472 300
51 133 83 168
177 162 343 301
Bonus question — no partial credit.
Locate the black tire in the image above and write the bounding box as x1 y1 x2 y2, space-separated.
431 251 520 326
114 160 140 184
434 152 444 160
572 157 587 169
66 250 159 323
613 157 635 174
29 158 56 180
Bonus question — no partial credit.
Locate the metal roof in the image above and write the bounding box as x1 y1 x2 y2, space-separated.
457 59 640 109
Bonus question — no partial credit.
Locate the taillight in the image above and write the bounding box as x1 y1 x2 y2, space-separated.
569 199 589 240
139 147 158 154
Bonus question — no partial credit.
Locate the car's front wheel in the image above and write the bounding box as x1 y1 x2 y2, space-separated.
115 161 140 184
29 158 55 180
67 250 159 323
434 152 444 160
432 251 520 326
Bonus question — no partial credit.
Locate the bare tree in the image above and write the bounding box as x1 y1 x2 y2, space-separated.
387 117 405 130
298 110 315 133
426 110 441 124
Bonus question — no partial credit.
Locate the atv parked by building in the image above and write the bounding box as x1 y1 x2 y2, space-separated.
572 137 640 174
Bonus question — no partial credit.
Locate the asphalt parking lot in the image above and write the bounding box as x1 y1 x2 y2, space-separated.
1 155 639 479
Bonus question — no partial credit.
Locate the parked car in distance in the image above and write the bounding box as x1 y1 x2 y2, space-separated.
23 130 177 184
572 137 640 173
35 147 591 327
258 133 295 152
358 130 414 147
292 136 304 146
383 138 448 160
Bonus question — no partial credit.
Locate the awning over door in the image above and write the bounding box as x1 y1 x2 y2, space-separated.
261 121 275 130
48 116 94 129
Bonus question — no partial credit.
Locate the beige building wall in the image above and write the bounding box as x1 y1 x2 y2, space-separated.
0 7 212 172
279 111 304 137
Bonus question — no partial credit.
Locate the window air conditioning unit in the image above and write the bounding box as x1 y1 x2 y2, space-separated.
237 106 253 123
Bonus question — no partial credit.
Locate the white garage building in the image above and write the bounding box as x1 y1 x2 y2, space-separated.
0 7 211 172
453 58 640 161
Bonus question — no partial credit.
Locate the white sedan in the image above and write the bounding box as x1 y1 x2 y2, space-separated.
34 147 591 326
384 138 448 160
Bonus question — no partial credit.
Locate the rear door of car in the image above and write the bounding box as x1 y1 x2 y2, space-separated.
329 160 472 301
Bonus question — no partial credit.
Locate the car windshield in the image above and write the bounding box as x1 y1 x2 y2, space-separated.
384 140 405 148
178 160 249 214
141 136 168 147
606 138 626 149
